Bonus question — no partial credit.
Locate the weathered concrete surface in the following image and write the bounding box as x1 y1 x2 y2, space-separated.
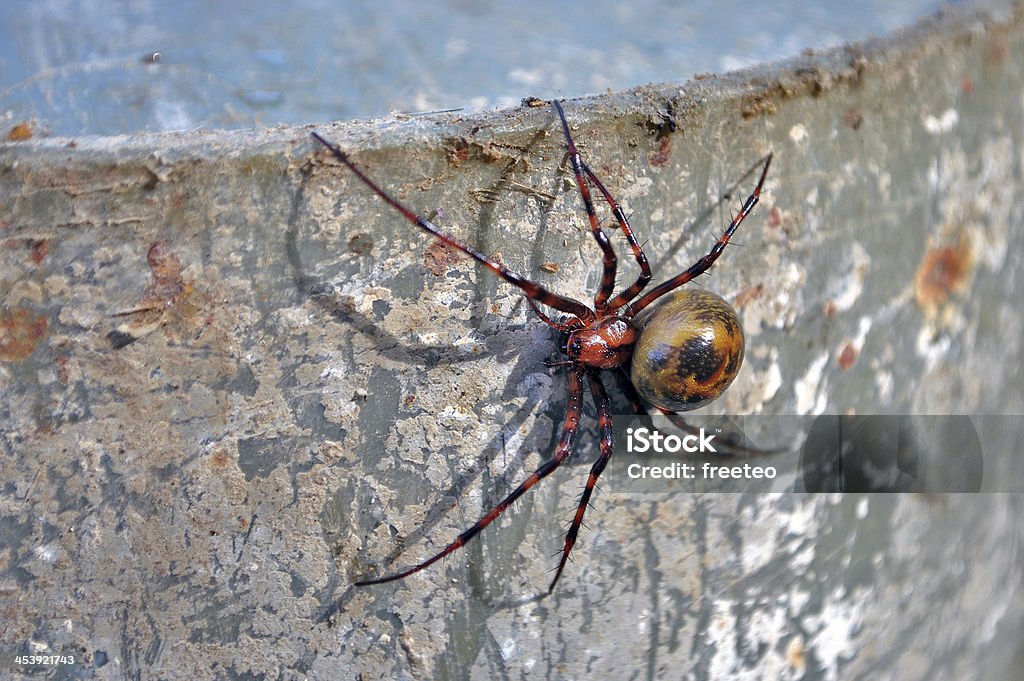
2 2 1023 679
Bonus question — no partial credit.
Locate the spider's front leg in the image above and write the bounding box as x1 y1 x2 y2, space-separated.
552 100 652 311
311 131 594 324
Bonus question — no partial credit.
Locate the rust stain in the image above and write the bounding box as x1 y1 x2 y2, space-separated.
732 283 764 309
842 108 864 130
6 122 32 141
444 139 473 166
30 239 49 264
539 262 559 274
838 343 859 370
648 135 673 167
0 307 49 361
914 233 975 318
146 241 186 299
423 239 462 276
443 138 506 167
209 447 233 471
109 241 211 347
786 637 806 672
55 354 70 384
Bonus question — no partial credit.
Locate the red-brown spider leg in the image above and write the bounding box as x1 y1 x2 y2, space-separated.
630 152 773 315
312 131 594 324
552 101 618 311
526 297 578 331
580 166 653 311
353 366 586 587
549 371 615 593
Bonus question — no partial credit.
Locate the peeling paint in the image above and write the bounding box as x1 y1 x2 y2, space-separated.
794 353 829 416
922 107 959 134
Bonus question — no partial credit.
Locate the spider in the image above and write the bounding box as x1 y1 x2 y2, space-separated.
311 99 772 593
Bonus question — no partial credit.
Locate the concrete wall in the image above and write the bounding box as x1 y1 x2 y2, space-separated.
2 2 1022 679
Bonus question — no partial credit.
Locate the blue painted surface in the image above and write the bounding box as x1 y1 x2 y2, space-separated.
0 0 951 134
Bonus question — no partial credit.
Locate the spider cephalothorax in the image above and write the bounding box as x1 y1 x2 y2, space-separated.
565 315 638 369
312 99 771 593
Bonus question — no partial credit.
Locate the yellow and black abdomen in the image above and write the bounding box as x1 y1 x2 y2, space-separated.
629 289 744 412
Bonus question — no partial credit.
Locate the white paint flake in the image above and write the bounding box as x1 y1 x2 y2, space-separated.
923 108 959 135
794 353 830 415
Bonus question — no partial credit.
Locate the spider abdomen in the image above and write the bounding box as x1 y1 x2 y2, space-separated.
629 289 744 412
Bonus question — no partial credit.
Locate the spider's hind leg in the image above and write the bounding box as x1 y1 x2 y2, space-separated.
352 366 588 588
548 370 616 593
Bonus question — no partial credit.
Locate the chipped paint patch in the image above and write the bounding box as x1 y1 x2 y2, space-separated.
707 598 740 679
621 174 653 200
741 261 804 337
33 543 57 562
824 243 870 315
874 369 894 404
806 587 864 681
758 359 783 405
795 353 829 415
916 325 952 370
922 108 959 134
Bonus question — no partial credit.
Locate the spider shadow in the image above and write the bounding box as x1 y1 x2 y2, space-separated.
286 162 497 367
296 130 606 616
648 153 773 279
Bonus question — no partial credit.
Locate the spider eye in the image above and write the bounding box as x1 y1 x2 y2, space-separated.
557 327 572 354
629 289 744 411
